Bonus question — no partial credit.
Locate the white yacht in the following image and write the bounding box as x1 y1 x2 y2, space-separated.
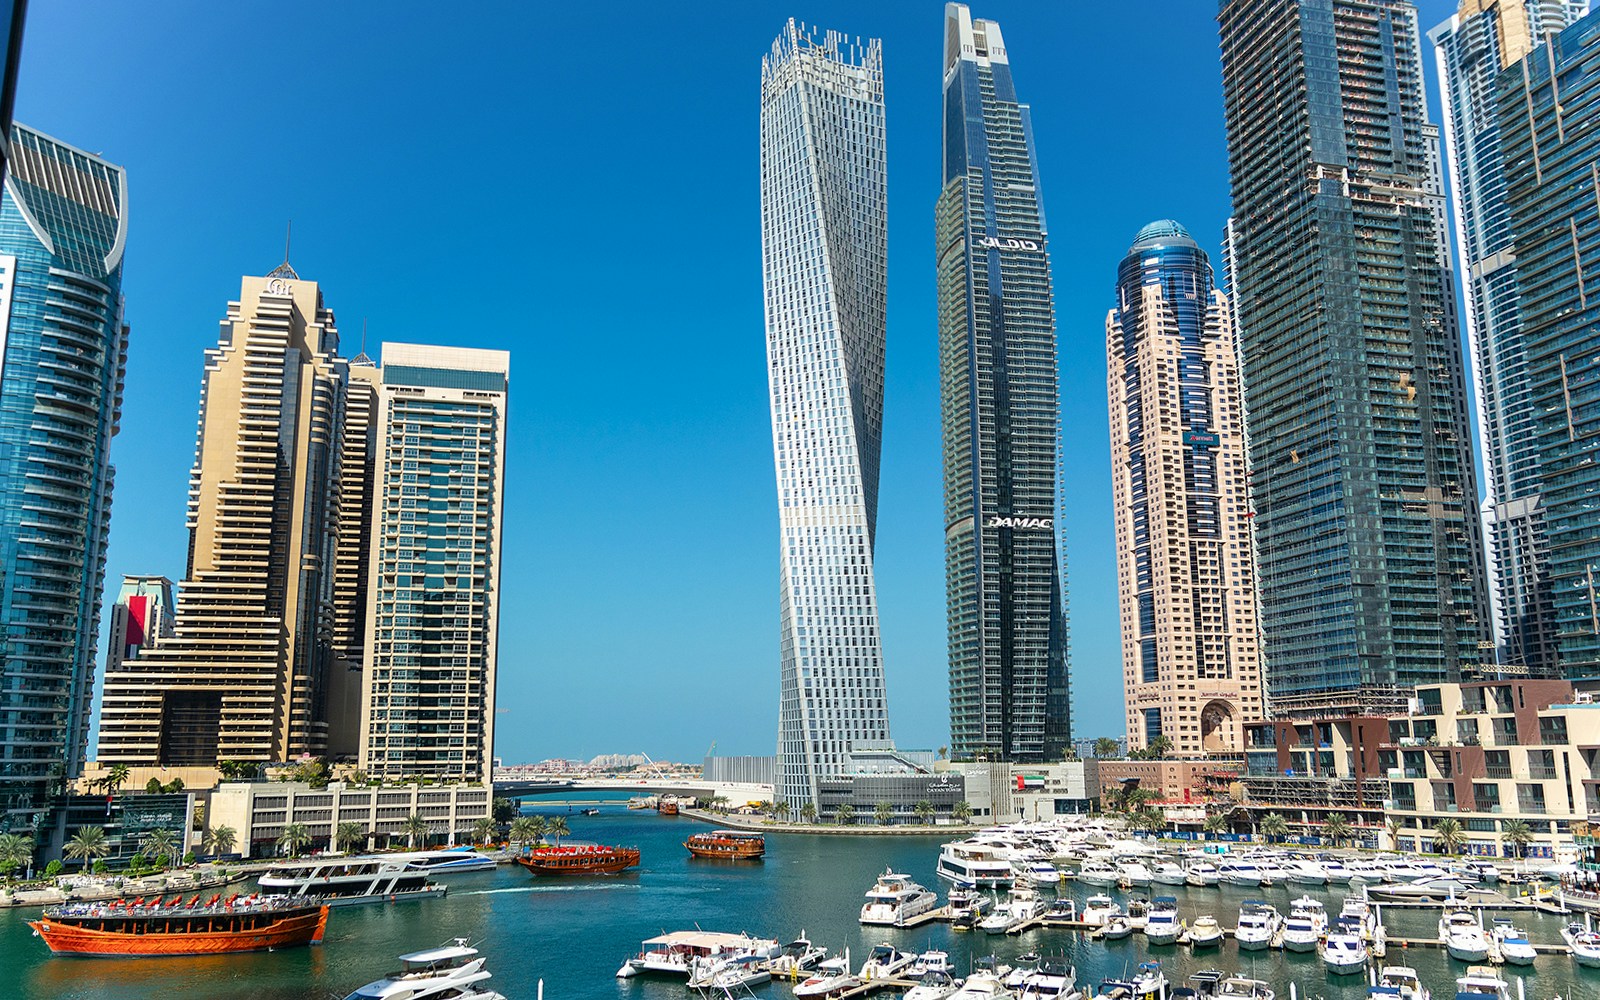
689 954 771 991
1017 958 1078 1000
979 885 1047 934
1187 915 1223 948
1116 861 1155 887
859 944 915 981
948 971 1013 1000
905 971 959 1000
1439 909 1490 963
1103 914 1133 940
1080 894 1121 927
1075 860 1120 888
379 849 498 874
1321 917 1369 975
616 931 780 979
860 869 939 926
1366 875 1485 903
1217 861 1262 887
1016 860 1062 888
937 841 1015 888
1373 967 1429 1000
908 951 952 977
1321 858 1355 884
1564 922 1600 967
768 933 828 976
1233 901 1280 952
342 939 506 1000
793 951 859 1000
1184 862 1220 887
1488 921 1535 966
258 855 447 907
1215 978 1274 1000
949 888 993 924
1143 897 1180 946
1281 897 1328 953
1345 859 1390 883
1453 967 1510 1000
1150 861 1187 886
1097 960 1167 1000
1281 858 1328 885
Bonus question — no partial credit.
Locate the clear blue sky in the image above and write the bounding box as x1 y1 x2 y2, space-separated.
22 1 1461 765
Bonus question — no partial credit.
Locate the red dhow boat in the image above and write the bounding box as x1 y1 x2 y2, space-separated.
685 830 766 860
515 844 641 875
29 893 329 957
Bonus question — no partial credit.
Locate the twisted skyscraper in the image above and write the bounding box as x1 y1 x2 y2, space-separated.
761 20 891 810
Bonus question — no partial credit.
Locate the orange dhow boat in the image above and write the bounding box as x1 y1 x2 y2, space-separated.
29 893 329 957
515 844 641 875
685 830 766 860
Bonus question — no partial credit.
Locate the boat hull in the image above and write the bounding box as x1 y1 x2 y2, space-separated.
1282 936 1317 953
686 843 765 860
29 906 328 957
1447 944 1490 963
516 846 640 875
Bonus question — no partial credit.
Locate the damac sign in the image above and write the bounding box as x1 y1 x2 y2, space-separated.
977 236 1041 252
987 515 1053 530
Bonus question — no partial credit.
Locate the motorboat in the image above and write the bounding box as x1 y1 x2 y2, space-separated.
1253 859 1289 887
1281 859 1328 885
689 954 771 991
1124 897 1150 930
1080 894 1121 927
857 944 914 981
795 970 862 999
616 931 780 979
1184 863 1220 887
1117 861 1155 887
1373 967 1428 1000
1187 915 1223 948
1488 921 1535 966
1096 960 1167 1000
1233 901 1280 951
938 841 1015 888
905 971 960 1000
373 849 499 875
1438 909 1490 963
1047 898 1078 921
1150 862 1187 886
908 951 953 977
342 939 506 1000
1016 957 1078 1000
979 885 1047 934
258 856 447 907
1185 970 1223 999
1217 861 1261 887
1016 860 1062 888
1453 966 1510 1000
949 971 1013 1000
768 932 828 977
1103 915 1133 940
1366 875 1486 904
949 888 993 923
1281 897 1328 953
1214 979 1273 1000
1321 918 1369 975
1144 897 1180 946
1345 859 1390 883
1321 858 1355 884
1076 860 1120 888
860 869 939 927
1564 922 1600 967
1339 894 1379 939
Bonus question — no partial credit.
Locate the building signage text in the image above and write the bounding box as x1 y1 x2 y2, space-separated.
987 515 1053 530
977 236 1041 252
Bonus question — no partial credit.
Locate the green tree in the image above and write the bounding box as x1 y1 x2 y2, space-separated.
1433 817 1466 856
1133 807 1166 834
873 801 894 825
401 814 432 850
215 759 258 782
64 827 110 872
277 822 312 857
335 821 367 853
508 817 539 851
0 832 33 880
937 746 949 760
492 797 517 824
44 859 63 877
770 798 789 822
291 758 330 789
1202 812 1230 839
1258 813 1290 843
952 801 973 824
799 802 817 824
1386 817 1405 845
1145 735 1174 758
546 816 570 846
1093 738 1122 759
104 763 131 795
913 800 935 825
1501 819 1534 859
203 825 237 857
835 804 856 826
1061 746 1080 762
1323 813 1354 847
472 817 499 845
140 828 179 868
145 777 163 794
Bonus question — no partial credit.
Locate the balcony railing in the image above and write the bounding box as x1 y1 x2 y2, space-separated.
1485 766 1514 779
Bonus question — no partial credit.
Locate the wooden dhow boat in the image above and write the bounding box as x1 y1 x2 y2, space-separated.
29 893 328 957
686 830 765 860
516 843 640 875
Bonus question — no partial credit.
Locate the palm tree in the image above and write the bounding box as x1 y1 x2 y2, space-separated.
913 800 935 825
873 801 894 826
64 827 110 872
835 804 856 826
1093 738 1121 759
1432 817 1466 856
1500 819 1533 859
335 821 366 853
1133 807 1166 834
547 816 570 846
508 817 538 851
104 763 131 796
1323 813 1354 848
400 814 432 850
952 801 973 824
0 832 33 880
472 817 499 846
277 823 312 857
1145 735 1174 758
1386 817 1405 847
202 825 237 858
799 802 817 824
770 798 789 822
140 828 179 868
1202 812 1230 840
1258 812 1290 843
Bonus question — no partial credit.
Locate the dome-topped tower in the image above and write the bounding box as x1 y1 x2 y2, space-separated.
1130 219 1198 251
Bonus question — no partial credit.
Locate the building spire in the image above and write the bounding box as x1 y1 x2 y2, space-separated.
350 318 375 367
267 220 299 280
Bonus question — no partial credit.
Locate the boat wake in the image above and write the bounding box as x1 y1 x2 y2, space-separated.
457 884 639 896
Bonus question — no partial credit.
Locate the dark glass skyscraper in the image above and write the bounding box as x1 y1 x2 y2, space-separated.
939 2 1069 762
1218 0 1490 716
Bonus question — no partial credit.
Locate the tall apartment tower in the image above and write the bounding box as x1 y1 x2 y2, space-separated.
1217 0 1490 716
1430 0 1590 674
0 124 128 822
939 3 1069 762
760 19 892 809
1499 10 1600 677
103 575 176 677
1106 221 1264 756
327 358 378 757
97 267 346 766
359 344 508 785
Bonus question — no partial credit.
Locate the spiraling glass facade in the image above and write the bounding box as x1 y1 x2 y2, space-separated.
1107 222 1263 756
1218 0 1490 716
1431 0 1589 674
760 19 891 810
939 3 1069 763
0 124 127 827
1499 11 1600 677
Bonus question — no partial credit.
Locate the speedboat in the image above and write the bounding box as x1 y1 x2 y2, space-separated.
795 970 862 999
905 971 959 1000
949 971 1013 1000
689 954 771 991
860 869 939 926
1017 957 1078 1000
1281 897 1327 953
1374 967 1428 1000
1187 915 1223 948
1151 861 1187 886
1076 860 1120 888
1367 875 1485 904
1321 918 1369 975
1454 967 1510 1000
1184 862 1221 887
1345 859 1390 883
1321 858 1355 885
1103 915 1134 940
1233 901 1280 951
769 932 828 976
859 944 915 981
342 939 506 1000
1488 921 1535 966
1081 894 1121 927
949 888 994 923
1439 909 1490 963
1144 897 1180 946
1215 978 1273 1000
1563 922 1600 967
1097 961 1166 1000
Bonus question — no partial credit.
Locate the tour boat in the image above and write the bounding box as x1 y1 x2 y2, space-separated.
659 799 680 816
859 869 939 926
1488 921 1535 966
1187 915 1223 948
516 843 640 875
686 830 766 860
258 856 447 906
1438 909 1490 963
342 938 506 1000
1564 922 1600 967
379 849 498 874
1373 967 1428 1000
1281 897 1327 953
30 894 328 957
616 930 780 979
937 840 1015 888
1321 917 1369 975
1453 967 1510 1000
1144 897 1180 946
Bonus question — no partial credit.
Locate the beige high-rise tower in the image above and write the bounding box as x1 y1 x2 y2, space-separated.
1106 222 1262 756
97 265 349 765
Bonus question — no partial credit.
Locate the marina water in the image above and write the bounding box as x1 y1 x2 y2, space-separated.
1 801 1593 1000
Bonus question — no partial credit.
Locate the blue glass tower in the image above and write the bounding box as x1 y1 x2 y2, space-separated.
0 124 128 828
939 3 1069 762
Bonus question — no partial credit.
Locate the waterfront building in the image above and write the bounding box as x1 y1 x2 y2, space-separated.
1217 0 1490 717
938 3 1070 763
328 357 378 758
0 124 128 826
701 755 777 786
1106 221 1263 756
208 780 490 858
358 344 508 786
96 266 346 767
1430 0 1590 674
817 744 962 824
103 574 176 678
1498 11 1600 678
1241 717 1392 844
760 19 892 810
947 760 1101 823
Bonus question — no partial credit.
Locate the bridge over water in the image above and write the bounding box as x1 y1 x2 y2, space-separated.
493 776 773 803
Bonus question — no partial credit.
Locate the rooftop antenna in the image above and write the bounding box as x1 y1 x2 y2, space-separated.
267 219 300 281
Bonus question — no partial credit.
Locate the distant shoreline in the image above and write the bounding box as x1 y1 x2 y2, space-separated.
676 807 973 836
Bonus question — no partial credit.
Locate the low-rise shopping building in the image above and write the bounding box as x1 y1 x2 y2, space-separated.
208 781 491 857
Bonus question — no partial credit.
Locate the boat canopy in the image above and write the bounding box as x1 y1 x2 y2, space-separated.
399 943 477 966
